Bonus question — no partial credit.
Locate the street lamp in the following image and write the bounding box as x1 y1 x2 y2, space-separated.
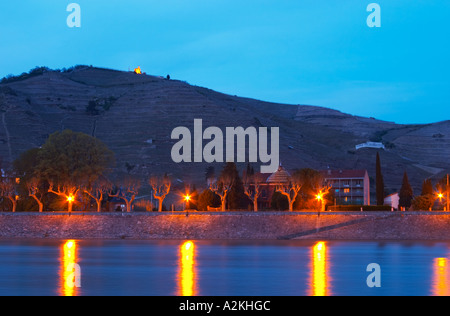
446 174 450 212
436 191 448 211
316 193 323 202
183 194 191 213
316 192 325 214
438 174 450 212
67 195 74 212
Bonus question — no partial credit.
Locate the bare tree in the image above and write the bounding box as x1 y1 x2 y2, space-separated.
243 173 264 212
48 181 79 212
150 174 171 212
109 177 140 213
27 177 45 213
275 173 302 212
0 177 18 212
84 178 111 213
209 173 234 212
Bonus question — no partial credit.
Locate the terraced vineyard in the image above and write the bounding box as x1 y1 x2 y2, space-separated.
0 66 449 197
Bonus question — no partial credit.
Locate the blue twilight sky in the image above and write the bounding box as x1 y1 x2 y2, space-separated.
0 0 449 124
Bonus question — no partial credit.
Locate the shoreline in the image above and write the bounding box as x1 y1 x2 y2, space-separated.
1 212 450 240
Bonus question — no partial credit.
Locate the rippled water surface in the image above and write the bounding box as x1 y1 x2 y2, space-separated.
1 239 449 296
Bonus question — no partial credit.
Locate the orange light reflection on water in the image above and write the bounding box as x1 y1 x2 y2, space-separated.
432 257 450 296
177 241 197 296
59 240 79 296
309 241 331 296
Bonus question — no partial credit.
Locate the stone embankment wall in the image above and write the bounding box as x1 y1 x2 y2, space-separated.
2 212 450 240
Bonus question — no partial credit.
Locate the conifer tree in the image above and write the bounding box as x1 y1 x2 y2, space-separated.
421 179 434 196
376 152 385 206
399 171 414 210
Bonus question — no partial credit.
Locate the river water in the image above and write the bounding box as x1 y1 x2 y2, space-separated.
0 239 449 296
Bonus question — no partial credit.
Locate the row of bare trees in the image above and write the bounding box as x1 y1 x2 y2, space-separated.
2 168 330 213
2 167 331 213
3 130 175 213
273 169 331 212
207 165 331 212
5 127 330 213
0 174 172 213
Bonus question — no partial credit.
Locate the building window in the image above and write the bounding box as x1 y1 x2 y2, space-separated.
344 188 350 194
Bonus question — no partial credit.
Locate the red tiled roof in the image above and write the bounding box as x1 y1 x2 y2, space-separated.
321 169 367 179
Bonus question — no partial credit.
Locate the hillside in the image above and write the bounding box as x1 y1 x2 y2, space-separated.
0 66 449 196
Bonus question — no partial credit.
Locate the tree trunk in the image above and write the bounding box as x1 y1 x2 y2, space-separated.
222 191 229 212
30 195 44 213
7 197 17 213
253 200 258 212
126 201 132 213
277 189 297 212
36 199 43 213
96 200 102 213
155 197 163 212
221 198 226 212
123 196 136 213
288 199 294 212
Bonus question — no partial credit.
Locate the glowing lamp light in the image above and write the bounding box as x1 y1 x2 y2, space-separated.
310 241 330 296
316 193 323 201
184 194 191 202
185 241 193 251
316 242 324 251
179 241 196 296
433 257 450 296
61 240 78 296
67 195 74 203
438 193 444 200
